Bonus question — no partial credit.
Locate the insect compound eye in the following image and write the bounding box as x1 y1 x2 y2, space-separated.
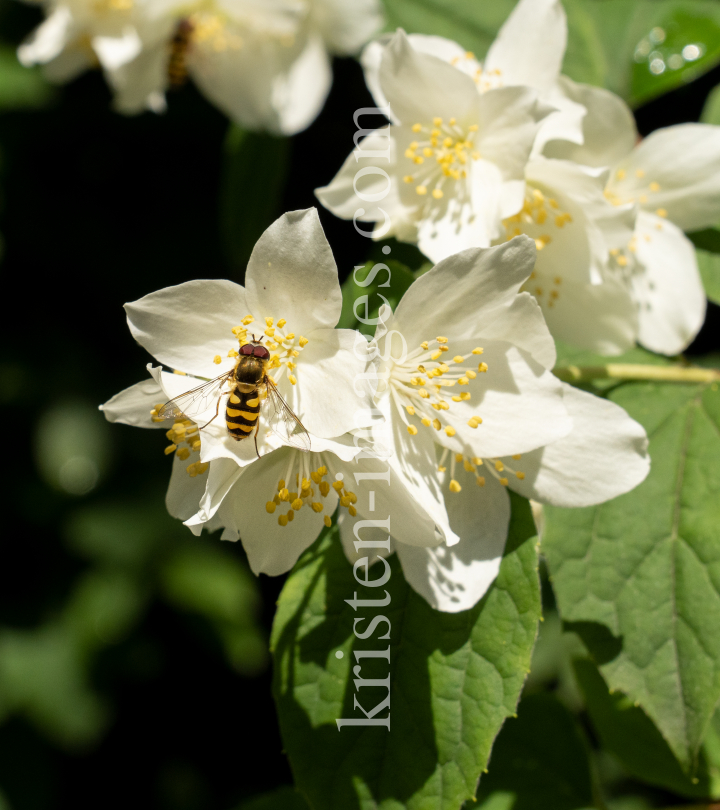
240 344 255 356
253 345 270 359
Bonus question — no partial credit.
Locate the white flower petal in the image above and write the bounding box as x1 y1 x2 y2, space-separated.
608 124 720 230
293 328 373 439
544 77 638 167
245 209 342 336
378 29 481 127
485 0 566 93
18 6 74 66
313 0 383 55
104 38 170 114
632 211 706 355
125 279 247 378
387 237 557 368
217 447 338 576
395 473 510 612
536 271 637 356
166 452 207 521
100 377 165 428
509 383 649 507
338 511 394 566
92 27 141 70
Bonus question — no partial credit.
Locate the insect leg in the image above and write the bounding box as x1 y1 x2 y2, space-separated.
253 418 261 458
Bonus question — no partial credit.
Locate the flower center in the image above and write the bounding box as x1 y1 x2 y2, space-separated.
403 117 481 203
212 315 309 386
389 336 488 437
151 410 209 478
264 455 357 528
605 168 666 218
437 449 525 493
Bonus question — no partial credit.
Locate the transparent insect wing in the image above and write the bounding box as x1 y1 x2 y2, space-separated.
156 372 234 421
263 379 311 452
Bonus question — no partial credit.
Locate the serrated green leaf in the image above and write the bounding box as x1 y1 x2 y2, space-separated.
338 258 416 336
379 0 720 107
697 248 720 306
271 494 541 810
574 658 718 798
220 126 289 277
543 380 720 772
470 693 594 810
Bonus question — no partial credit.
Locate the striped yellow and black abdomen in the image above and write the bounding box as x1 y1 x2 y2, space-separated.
225 387 261 441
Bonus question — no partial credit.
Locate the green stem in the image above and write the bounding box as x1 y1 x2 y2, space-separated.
553 364 720 384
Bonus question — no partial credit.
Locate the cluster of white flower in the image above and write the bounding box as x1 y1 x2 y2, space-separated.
102 208 650 612
18 0 383 134
318 0 720 357
94 0 720 613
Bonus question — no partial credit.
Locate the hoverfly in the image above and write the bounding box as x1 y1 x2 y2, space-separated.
155 340 310 456
167 19 194 88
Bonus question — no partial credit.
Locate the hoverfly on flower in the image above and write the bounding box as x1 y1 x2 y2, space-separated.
154 338 310 456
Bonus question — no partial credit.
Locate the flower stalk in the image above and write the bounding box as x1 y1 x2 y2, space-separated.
554 364 720 384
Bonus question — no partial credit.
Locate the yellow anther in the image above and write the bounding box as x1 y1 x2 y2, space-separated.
649 181 660 192
478 363 488 373
278 514 289 527
287 510 294 522
516 471 525 480
436 336 448 343
324 515 332 528
432 419 441 431
452 355 465 364
319 481 330 497
192 440 201 452
423 147 434 158
449 479 462 493
291 498 303 511
265 317 274 327
279 488 289 501
512 454 522 460
332 480 344 492
213 355 222 364
495 461 504 472
228 349 238 357
617 256 628 267
476 476 486 487
277 319 286 328
458 377 469 385
232 325 245 336
449 117 457 125
445 426 456 437
467 417 481 428
311 502 324 513
439 345 449 352
419 390 430 398
414 157 424 165
412 123 422 132
277 479 285 490
416 185 427 195
466 369 477 379
284 333 295 341
468 124 478 131
636 169 645 178
420 341 429 350
317 466 327 476
165 444 177 455
406 405 415 415
460 392 471 401
438 465 447 473
349 505 357 517
403 175 414 183
471 348 484 356
301 477 311 490
421 417 432 427
177 447 190 460
431 350 442 360
340 495 352 508
289 375 297 385
464 459 475 472
438 363 449 373
499 477 509 486
242 315 254 325
656 208 667 218
266 501 276 514
433 117 442 126
311 471 321 485
265 328 275 337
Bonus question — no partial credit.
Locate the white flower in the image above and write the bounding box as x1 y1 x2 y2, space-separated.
103 207 372 462
337 236 649 612
315 27 555 260
545 81 717 355
18 0 383 134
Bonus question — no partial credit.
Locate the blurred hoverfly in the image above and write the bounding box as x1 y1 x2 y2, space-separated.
155 340 310 456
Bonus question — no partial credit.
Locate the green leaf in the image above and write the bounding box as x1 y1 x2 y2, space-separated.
689 229 720 254
220 126 289 277
470 693 594 810
236 787 310 810
0 45 54 110
574 658 719 798
271 493 541 810
338 258 416 336
379 0 720 107
543 379 720 772
701 83 720 125
697 248 720 306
